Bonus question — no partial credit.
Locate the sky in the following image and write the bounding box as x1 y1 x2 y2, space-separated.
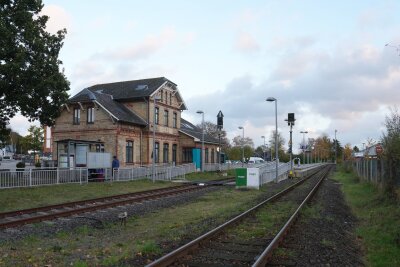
9 0 400 153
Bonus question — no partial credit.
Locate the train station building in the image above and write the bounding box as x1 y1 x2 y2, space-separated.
52 77 219 168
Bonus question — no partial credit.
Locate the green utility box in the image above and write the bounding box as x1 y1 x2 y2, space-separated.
235 168 247 187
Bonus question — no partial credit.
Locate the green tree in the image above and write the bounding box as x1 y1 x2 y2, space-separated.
269 131 287 161
381 107 400 196
226 146 241 161
23 125 43 154
343 143 353 161
0 124 11 149
0 0 70 138
197 121 230 151
232 135 254 148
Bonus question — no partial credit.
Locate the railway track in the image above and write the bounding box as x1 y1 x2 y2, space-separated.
147 165 332 267
0 178 234 229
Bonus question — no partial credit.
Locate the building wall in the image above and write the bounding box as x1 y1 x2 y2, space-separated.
52 103 119 164
52 86 218 167
179 133 219 164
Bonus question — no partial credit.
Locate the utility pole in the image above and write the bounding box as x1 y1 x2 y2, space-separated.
285 113 295 176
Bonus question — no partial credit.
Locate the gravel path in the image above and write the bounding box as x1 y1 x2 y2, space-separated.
267 173 365 266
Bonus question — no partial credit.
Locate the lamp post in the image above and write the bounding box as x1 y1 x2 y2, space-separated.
300 131 308 164
261 136 266 161
266 97 278 183
152 95 162 182
335 129 337 164
197 110 204 172
238 126 244 166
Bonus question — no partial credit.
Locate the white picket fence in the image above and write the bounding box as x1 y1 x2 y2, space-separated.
0 163 197 189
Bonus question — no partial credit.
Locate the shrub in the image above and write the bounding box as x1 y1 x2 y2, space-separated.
16 162 25 168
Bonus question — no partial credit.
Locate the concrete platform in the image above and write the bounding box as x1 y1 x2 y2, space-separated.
292 163 327 178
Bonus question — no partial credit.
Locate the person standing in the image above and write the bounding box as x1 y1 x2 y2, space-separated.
112 156 120 177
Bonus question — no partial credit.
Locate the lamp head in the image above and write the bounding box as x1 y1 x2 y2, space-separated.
196 110 204 114
238 126 243 129
261 135 265 139
266 97 276 102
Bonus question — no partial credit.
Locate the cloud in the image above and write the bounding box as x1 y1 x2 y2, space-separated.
96 27 176 61
184 41 400 151
9 115 39 136
41 4 71 34
234 31 260 53
182 32 196 45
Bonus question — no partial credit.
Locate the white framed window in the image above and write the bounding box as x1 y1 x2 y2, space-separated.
73 108 80 124
87 107 95 123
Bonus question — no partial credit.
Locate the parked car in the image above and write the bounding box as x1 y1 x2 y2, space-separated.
248 157 265 164
13 154 22 160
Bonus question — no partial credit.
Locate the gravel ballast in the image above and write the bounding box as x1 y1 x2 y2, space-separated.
267 174 365 266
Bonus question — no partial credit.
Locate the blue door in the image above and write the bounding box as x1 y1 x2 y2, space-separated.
192 148 201 170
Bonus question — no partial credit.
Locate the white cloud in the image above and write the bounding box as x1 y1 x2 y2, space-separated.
234 31 260 53
41 4 71 34
9 115 39 136
97 27 176 61
182 32 196 45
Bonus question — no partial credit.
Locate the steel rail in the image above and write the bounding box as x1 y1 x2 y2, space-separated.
0 177 235 220
145 167 325 267
0 184 194 219
0 184 207 229
252 166 331 266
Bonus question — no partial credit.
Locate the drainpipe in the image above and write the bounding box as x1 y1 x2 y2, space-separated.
115 125 120 161
140 128 143 166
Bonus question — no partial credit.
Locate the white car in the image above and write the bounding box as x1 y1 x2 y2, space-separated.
248 157 265 164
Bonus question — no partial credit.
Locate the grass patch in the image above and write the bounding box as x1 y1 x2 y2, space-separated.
231 201 296 239
0 179 175 212
0 185 268 266
135 240 161 255
321 238 335 248
274 247 295 258
333 168 400 267
301 204 322 220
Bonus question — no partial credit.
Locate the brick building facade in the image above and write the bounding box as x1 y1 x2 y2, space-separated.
52 77 219 167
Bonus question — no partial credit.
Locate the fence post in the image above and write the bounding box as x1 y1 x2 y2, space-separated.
79 168 82 184
29 169 32 187
57 168 60 184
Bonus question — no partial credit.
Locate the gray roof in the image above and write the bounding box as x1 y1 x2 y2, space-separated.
88 77 177 100
69 89 147 126
180 118 219 145
68 77 188 126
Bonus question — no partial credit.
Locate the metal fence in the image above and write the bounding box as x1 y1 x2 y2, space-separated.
112 163 196 182
0 163 197 189
0 168 89 188
353 158 385 185
259 162 291 185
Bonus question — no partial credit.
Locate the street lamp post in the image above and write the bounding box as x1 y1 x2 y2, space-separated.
300 131 308 164
261 136 266 161
266 97 278 183
238 126 244 166
197 110 205 172
152 95 162 182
